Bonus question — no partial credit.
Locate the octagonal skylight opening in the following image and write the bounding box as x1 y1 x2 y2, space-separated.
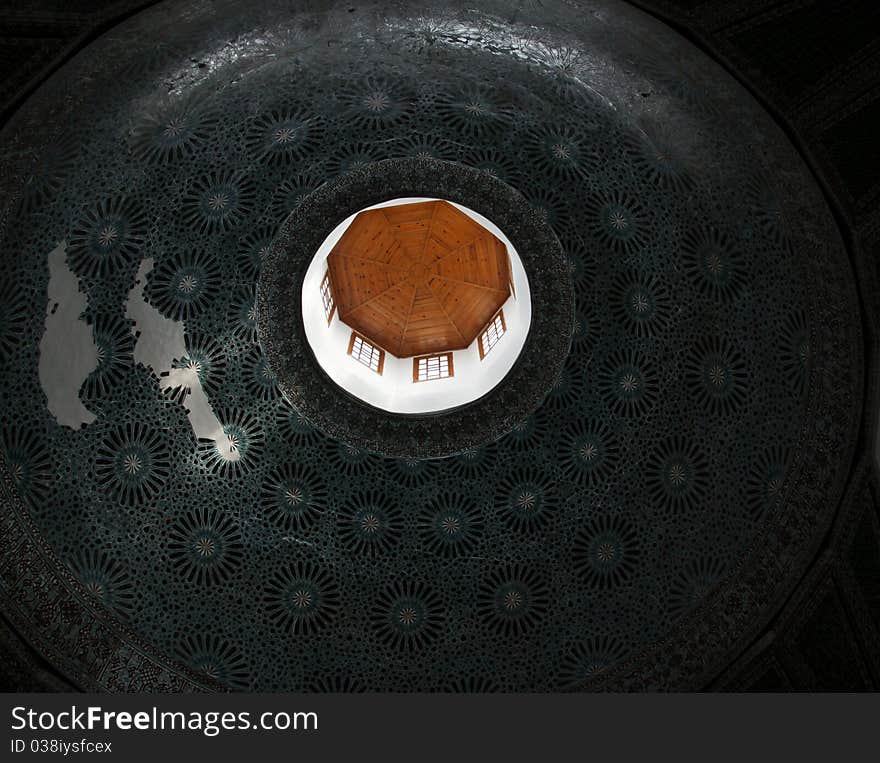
301 197 532 414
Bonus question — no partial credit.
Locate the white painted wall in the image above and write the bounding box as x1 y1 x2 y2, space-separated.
301 197 531 414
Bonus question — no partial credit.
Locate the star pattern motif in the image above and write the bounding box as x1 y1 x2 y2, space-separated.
363 91 390 113
122 453 142 474
631 292 650 313
177 274 198 293
86 581 105 598
163 118 185 137
503 590 522 610
273 126 298 144
597 542 617 562
619 373 639 393
398 606 417 626
609 210 629 230
706 251 724 275
551 142 571 160
441 516 461 534
284 486 304 506
579 442 598 461
207 192 229 211
360 513 380 533
198 662 219 679
97 225 119 246
668 463 686 485
708 364 726 387
798 340 809 365
516 492 537 511
194 536 215 557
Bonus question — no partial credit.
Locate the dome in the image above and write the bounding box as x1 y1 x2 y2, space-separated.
0 0 867 693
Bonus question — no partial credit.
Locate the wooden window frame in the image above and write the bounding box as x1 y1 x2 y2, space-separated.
320 270 337 325
347 331 385 375
412 352 455 382
478 309 507 360
506 252 516 299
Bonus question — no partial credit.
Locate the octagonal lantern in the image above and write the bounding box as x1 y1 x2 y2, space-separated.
326 200 512 357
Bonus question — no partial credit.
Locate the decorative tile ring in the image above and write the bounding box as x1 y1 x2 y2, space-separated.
258 158 574 458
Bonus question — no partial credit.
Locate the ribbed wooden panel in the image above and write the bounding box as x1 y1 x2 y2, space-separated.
327 201 511 357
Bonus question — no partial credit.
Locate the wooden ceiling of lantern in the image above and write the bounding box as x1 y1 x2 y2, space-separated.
326 200 512 358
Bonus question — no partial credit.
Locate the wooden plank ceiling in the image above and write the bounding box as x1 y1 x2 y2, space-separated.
327 200 512 357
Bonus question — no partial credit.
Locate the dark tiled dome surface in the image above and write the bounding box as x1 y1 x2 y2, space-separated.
0 0 861 691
